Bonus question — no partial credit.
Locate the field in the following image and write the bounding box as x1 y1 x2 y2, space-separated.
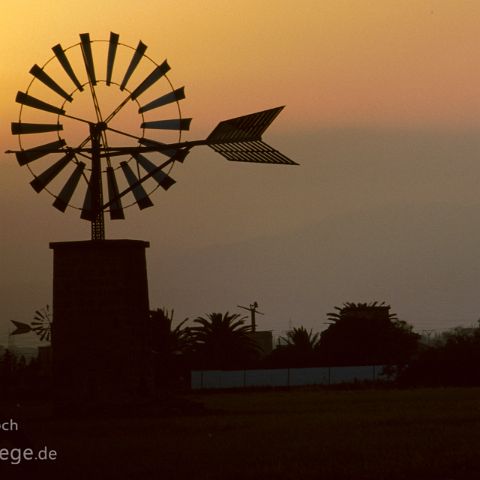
2 387 480 479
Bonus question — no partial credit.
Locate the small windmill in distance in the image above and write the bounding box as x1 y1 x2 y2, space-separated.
10 305 52 343
237 301 264 332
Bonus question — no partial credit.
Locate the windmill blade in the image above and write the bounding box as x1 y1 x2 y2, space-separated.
80 33 96 85
16 139 66 165
120 161 154 209
10 320 32 335
53 161 85 212
209 139 298 165
141 118 191 131
80 170 100 221
52 44 84 92
16 91 65 115
137 139 190 163
120 40 147 91
138 87 185 113
133 153 175 190
106 32 119 85
30 151 75 192
12 122 63 135
130 60 170 100
33 309 46 320
102 150 189 210
29 64 73 102
207 106 284 144
138 137 179 158
32 320 47 326
106 166 125 219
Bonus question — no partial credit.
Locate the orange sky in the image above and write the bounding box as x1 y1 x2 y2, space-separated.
2 1 480 133
3 1 480 343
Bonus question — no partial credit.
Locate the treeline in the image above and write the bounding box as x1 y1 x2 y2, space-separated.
0 349 47 397
149 303 480 388
3 301 480 392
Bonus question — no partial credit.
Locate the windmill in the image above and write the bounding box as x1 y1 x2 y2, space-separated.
8 32 297 407
7 32 297 240
10 305 52 343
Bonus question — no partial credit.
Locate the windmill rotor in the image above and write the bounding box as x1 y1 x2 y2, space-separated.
8 32 298 240
10 305 52 343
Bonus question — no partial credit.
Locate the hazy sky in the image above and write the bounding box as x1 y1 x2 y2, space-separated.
2 1 480 347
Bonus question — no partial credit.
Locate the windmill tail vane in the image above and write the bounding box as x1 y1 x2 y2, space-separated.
206 106 298 166
7 32 298 240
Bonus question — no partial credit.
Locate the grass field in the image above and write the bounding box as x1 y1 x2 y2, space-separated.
2 387 480 479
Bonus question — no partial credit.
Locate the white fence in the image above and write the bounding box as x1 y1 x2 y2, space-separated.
191 365 390 390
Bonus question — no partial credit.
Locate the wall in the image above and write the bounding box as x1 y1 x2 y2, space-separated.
192 365 390 389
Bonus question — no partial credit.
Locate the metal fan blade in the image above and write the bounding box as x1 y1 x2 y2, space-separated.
16 91 66 115
137 138 178 157
130 60 170 100
29 65 73 102
136 139 190 163
30 151 75 192
133 153 176 190
11 122 63 135
120 40 147 91
206 106 284 143
53 161 85 212
106 32 119 86
106 166 125 219
141 118 191 131
120 161 154 209
80 33 96 85
52 44 84 92
80 175 95 221
209 139 298 165
138 87 185 113
16 139 66 166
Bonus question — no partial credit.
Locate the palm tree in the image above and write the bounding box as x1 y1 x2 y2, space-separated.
280 326 320 351
150 308 192 386
150 308 192 356
326 301 398 324
190 312 259 369
320 301 419 366
267 326 320 367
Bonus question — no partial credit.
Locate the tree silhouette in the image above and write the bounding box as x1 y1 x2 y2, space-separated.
318 301 419 366
280 326 320 350
150 308 192 355
399 323 480 386
149 308 192 386
190 312 259 369
267 326 320 367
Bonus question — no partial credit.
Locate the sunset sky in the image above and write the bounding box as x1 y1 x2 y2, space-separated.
2 1 480 347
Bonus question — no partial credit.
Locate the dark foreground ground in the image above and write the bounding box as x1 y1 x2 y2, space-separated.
1 387 480 479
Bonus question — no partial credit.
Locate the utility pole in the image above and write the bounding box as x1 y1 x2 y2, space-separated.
238 301 264 332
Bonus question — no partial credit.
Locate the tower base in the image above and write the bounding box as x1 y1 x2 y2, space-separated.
50 240 152 412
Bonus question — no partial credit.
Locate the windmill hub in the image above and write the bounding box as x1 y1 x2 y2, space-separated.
94 122 108 132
